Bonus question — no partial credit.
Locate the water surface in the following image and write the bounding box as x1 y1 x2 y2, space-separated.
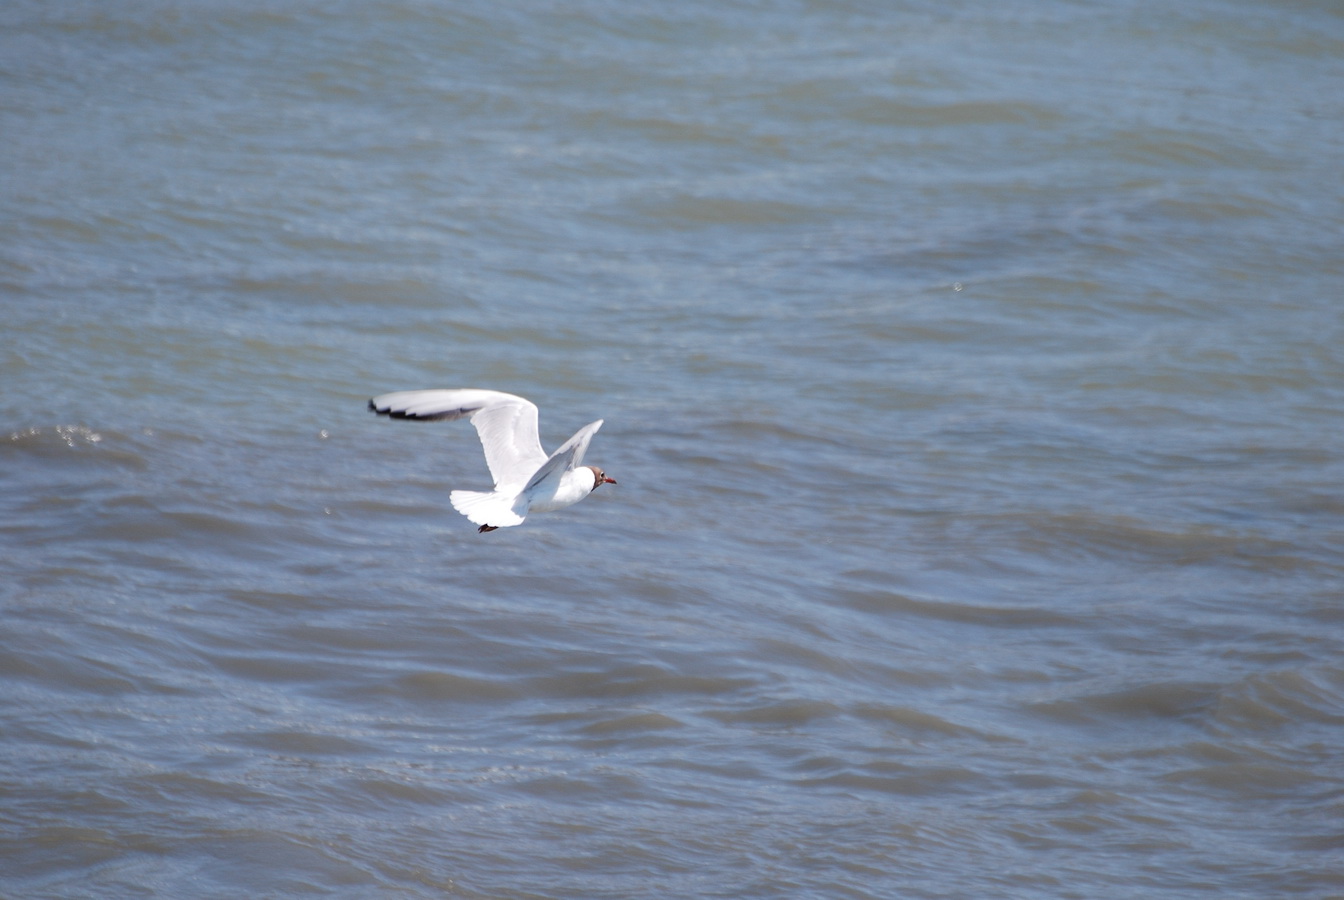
3 1 1343 897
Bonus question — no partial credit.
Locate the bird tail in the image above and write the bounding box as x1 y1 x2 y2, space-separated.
450 490 526 530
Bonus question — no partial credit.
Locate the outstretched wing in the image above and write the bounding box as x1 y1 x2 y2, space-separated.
369 389 548 487
522 419 603 498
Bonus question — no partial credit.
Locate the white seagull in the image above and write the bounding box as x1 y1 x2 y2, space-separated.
368 389 616 533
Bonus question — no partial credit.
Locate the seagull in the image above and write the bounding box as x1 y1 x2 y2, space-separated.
368 389 616 532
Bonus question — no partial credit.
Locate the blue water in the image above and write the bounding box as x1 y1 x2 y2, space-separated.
3 1 1343 897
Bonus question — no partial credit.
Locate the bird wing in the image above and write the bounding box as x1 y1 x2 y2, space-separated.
522 419 603 498
369 389 548 487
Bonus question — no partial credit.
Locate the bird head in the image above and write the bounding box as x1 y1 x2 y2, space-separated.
586 466 617 491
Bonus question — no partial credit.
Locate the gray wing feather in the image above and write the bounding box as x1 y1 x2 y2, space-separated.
523 419 603 495
369 389 548 486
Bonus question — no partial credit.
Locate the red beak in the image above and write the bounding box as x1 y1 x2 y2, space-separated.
603 476 617 485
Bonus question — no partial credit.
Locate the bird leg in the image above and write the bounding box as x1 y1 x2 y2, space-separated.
478 524 498 533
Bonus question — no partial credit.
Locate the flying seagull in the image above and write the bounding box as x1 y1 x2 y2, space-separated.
368 389 616 532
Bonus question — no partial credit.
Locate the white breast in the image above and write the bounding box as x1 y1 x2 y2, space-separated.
527 466 597 512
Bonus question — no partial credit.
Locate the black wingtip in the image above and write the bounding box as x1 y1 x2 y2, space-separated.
369 399 409 418
367 397 463 421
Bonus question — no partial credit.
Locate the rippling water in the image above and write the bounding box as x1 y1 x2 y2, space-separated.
3 1 1343 897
